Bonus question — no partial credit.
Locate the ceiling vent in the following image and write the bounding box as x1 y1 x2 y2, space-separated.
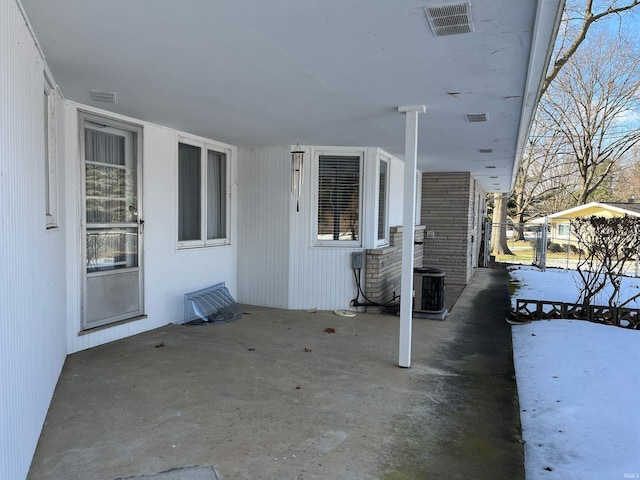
90 90 118 103
465 113 488 123
425 2 474 37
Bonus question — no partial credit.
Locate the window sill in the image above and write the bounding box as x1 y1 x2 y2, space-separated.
314 243 362 248
177 242 231 250
79 314 148 335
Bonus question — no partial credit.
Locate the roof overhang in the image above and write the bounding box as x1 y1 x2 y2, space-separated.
21 0 564 193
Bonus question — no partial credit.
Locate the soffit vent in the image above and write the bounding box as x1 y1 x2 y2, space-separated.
90 90 118 103
465 113 488 123
425 2 474 37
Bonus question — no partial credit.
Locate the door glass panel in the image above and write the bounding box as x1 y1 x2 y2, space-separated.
86 164 129 223
86 227 138 272
85 128 137 225
85 126 138 273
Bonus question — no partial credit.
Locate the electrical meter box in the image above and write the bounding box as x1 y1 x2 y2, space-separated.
352 252 364 269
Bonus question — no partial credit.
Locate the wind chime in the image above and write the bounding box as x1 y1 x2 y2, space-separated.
291 142 304 212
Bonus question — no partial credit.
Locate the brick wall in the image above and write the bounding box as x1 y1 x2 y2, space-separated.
421 172 485 285
364 226 425 305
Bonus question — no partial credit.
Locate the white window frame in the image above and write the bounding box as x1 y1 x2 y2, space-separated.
44 72 58 229
313 149 364 247
376 155 390 246
176 135 231 249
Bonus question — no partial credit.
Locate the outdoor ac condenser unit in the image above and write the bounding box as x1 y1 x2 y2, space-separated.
413 268 445 313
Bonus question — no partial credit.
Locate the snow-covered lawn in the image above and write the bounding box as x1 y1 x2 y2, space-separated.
509 266 640 480
509 265 640 309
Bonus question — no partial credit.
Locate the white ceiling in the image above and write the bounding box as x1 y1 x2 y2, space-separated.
21 0 563 193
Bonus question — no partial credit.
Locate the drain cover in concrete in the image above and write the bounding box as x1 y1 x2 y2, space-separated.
116 465 222 480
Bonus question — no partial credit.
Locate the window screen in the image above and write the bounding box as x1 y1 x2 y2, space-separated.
178 142 202 241
317 155 360 242
206 149 226 240
378 160 388 241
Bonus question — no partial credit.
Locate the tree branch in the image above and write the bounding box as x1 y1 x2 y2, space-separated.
541 0 640 95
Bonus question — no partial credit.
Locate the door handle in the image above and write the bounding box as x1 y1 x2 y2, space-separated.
139 219 145 234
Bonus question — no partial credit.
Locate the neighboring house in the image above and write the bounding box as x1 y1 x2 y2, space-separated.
533 201 640 245
0 0 563 478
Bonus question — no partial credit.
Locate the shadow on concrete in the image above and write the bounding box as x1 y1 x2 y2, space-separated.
380 266 523 479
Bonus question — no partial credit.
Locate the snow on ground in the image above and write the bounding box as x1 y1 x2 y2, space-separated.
508 265 640 309
509 266 640 480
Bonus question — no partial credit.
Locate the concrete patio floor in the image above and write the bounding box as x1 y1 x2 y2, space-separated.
28 267 523 480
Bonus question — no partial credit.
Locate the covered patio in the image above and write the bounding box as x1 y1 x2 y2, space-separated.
28 268 521 480
2 1 564 477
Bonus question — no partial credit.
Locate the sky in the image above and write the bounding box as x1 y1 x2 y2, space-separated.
548 1 640 137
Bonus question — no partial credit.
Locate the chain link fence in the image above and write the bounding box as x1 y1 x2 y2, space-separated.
485 219 640 277
484 221 546 269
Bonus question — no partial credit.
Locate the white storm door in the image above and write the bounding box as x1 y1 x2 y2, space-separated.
81 114 144 329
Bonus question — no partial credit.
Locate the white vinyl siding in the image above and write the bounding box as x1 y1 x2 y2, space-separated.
237 146 291 308
177 136 230 248
316 155 362 246
1 3 67 479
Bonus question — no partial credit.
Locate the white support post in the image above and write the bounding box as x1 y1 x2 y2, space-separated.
397 105 426 368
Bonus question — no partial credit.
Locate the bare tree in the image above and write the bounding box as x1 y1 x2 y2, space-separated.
511 118 574 238
493 0 640 247
489 192 513 255
542 0 640 96
611 145 640 202
531 156 580 215
541 33 640 204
